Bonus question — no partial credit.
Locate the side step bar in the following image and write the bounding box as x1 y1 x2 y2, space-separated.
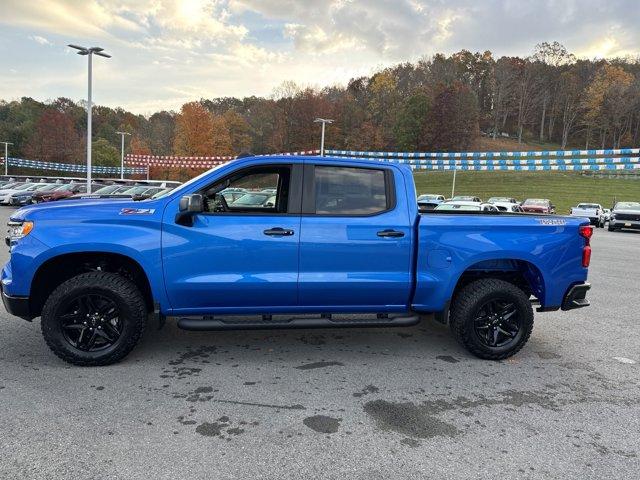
177 314 420 331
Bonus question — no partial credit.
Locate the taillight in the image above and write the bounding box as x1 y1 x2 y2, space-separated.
582 246 591 267
579 225 593 267
579 225 593 241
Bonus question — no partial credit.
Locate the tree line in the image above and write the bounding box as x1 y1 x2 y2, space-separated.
1 42 640 179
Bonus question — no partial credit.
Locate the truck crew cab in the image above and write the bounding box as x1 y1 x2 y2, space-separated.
2 156 592 366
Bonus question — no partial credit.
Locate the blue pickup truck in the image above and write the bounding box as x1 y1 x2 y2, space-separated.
1 155 592 366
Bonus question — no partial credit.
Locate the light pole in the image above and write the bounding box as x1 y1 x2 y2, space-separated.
1 142 13 176
314 118 333 156
451 163 457 198
68 44 111 193
116 131 131 179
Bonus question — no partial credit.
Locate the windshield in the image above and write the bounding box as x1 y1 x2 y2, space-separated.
232 193 271 206
54 184 74 191
523 199 548 206
488 197 512 203
577 203 600 209
452 196 477 201
151 188 172 199
418 194 440 201
435 203 481 211
166 163 227 197
614 202 640 211
93 185 122 194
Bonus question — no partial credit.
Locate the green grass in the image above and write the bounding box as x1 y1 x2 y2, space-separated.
413 171 640 214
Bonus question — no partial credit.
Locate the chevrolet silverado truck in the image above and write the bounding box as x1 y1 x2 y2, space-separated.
608 201 640 231
1 156 592 366
570 203 605 228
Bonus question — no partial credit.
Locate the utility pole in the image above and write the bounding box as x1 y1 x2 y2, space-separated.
0 142 13 176
116 131 131 179
314 118 333 156
68 44 111 193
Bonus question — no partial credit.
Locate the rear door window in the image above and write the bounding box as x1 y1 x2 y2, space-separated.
312 166 390 215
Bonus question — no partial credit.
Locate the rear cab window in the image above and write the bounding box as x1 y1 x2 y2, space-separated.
304 165 394 215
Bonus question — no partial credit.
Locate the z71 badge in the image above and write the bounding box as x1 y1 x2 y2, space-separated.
119 208 155 215
538 218 566 225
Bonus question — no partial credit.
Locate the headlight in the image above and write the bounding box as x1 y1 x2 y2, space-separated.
6 221 34 243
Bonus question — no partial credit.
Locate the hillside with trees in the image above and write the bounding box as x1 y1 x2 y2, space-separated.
1 42 640 175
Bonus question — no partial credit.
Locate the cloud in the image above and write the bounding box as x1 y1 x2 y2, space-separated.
1 0 639 113
29 35 52 45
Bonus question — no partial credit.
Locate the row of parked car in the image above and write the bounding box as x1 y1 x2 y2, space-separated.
0 179 179 206
417 194 556 213
570 201 640 232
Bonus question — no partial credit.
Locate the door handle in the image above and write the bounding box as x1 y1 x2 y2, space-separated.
264 227 294 236
377 229 405 238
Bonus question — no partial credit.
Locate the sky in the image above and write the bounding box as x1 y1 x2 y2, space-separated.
1 0 639 114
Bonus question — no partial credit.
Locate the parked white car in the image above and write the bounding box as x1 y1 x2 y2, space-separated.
570 203 605 228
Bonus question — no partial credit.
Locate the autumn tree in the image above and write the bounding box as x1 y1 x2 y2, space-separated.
25 108 82 163
173 102 215 156
211 115 233 156
223 110 252 153
393 91 431 151
427 83 479 151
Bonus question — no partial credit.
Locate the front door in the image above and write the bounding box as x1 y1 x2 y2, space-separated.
298 164 413 311
162 164 302 314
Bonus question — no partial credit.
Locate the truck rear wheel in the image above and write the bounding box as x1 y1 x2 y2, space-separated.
41 272 147 366
449 279 533 360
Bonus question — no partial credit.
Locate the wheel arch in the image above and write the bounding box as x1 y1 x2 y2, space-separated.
30 252 155 318
451 257 546 304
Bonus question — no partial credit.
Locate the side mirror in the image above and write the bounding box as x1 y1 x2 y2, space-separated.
176 194 204 226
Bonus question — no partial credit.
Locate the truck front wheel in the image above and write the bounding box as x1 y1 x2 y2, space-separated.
449 279 534 360
41 272 147 366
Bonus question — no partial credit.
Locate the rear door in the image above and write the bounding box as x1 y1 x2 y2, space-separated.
298 163 413 311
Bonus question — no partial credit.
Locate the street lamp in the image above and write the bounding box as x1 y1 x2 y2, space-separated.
314 118 333 156
68 44 111 193
116 131 131 179
0 141 13 176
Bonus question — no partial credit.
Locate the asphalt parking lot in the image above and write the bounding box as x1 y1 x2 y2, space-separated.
0 207 638 480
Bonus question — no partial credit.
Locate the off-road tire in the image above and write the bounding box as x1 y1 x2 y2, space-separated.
41 272 147 366
449 278 534 360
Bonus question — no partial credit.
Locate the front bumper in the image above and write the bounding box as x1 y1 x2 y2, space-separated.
610 219 640 230
1 284 32 320
561 283 590 311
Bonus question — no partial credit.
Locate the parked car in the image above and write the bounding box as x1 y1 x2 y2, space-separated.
5 183 59 206
230 192 276 208
0 182 32 199
1 155 592 366
417 194 446 211
492 202 525 213
31 183 98 202
570 203 605 228
608 201 640 232
451 195 482 202
435 201 498 212
521 198 555 214
488 197 518 204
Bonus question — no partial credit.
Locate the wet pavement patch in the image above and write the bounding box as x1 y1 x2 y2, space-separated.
295 361 344 370
436 355 460 363
363 399 458 439
303 415 341 434
353 385 379 398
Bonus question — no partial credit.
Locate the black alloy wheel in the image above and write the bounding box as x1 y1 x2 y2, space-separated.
58 293 122 352
473 299 521 348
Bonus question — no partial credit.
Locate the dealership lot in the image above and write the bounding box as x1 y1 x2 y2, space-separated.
0 207 638 479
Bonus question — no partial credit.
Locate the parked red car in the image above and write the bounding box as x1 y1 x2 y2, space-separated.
521 198 555 214
31 183 100 203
